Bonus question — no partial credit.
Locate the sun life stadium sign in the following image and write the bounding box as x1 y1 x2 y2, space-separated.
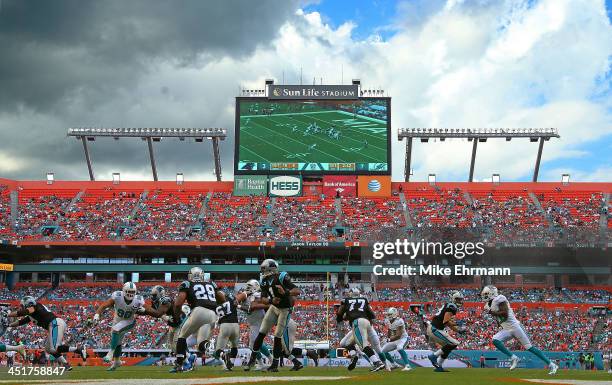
267 85 359 100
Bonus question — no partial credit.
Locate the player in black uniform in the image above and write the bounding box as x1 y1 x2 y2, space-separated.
8 296 86 369
337 287 386 372
172 267 225 373
426 291 464 372
245 259 301 372
142 285 184 354
213 293 240 370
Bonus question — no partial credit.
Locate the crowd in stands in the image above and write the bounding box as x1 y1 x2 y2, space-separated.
0 186 608 244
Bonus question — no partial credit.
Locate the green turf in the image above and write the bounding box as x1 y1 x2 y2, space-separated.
238 111 388 164
0 366 609 385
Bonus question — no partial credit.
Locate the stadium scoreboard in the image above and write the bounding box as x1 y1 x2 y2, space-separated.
235 86 391 175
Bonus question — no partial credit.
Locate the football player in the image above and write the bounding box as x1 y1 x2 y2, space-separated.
426 290 464 372
213 292 240 370
245 259 301 372
93 281 145 371
141 285 184 354
172 267 225 373
8 296 86 370
481 285 558 375
337 287 386 372
0 306 28 362
382 307 412 371
236 279 272 371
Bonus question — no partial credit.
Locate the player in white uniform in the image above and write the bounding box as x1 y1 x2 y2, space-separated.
481 286 558 375
236 279 272 370
93 282 145 371
381 307 411 371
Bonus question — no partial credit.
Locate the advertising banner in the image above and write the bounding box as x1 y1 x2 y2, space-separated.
233 175 268 196
269 175 302 197
357 175 391 197
267 84 358 100
322 175 357 197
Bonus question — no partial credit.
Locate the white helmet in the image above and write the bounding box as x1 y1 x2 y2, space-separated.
245 279 261 295
21 296 37 308
260 259 279 278
188 266 205 282
451 290 464 306
122 282 137 301
481 285 498 302
150 285 165 301
348 287 361 298
386 307 399 321
181 305 191 316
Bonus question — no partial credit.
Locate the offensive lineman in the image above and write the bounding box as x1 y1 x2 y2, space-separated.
142 285 184 354
213 293 240 370
245 259 301 372
93 282 145 371
236 279 273 370
426 290 464 372
337 287 386 372
173 267 226 373
382 307 412 371
481 285 558 375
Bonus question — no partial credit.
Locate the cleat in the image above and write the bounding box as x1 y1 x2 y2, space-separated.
434 367 449 372
103 351 113 363
347 355 359 371
370 361 386 372
254 363 266 371
402 365 412 371
169 364 183 373
548 362 558 375
106 362 119 371
291 361 303 371
266 365 279 372
428 354 440 369
64 364 73 372
509 356 520 371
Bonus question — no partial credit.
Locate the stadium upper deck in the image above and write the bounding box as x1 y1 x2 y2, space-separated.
1 178 610 247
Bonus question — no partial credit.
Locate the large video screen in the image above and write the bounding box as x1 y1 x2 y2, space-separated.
235 98 391 174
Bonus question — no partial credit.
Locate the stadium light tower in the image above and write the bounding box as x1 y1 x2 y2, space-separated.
397 128 560 182
67 127 227 182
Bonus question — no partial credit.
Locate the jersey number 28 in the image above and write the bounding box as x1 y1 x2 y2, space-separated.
193 284 216 301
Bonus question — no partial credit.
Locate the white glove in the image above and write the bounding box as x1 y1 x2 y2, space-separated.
483 303 490 312
161 315 171 322
136 307 146 315
92 313 100 324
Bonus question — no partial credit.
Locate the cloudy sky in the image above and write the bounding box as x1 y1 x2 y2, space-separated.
0 0 610 182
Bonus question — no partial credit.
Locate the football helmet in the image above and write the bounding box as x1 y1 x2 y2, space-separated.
348 287 361 298
245 279 261 295
451 290 464 306
386 307 399 321
21 296 37 308
260 259 279 278
481 285 498 302
188 266 205 282
122 282 137 301
150 285 165 301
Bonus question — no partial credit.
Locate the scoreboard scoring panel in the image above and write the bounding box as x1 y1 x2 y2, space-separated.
234 97 391 175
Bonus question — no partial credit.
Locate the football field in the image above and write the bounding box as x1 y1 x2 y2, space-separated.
238 110 388 164
0 367 610 385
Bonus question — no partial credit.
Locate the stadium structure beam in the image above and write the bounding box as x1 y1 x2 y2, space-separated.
404 137 413 182
67 128 227 181
469 138 478 183
397 128 559 182
212 137 222 182
146 137 158 181
80 136 95 181
533 137 545 182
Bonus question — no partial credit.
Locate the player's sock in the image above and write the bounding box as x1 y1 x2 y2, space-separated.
363 347 380 363
437 356 446 367
493 339 513 358
260 343 272 358
378 352 387 362
57 355 67 365
399 350 410 366
230 347 238 364
434 349 443 357
114 344 122 359
252 333 265 352
110 332 120 356
176 338 187 365
384 352 395 364
528 347 551 365
0 344 5 352
213 349 222 360
273 337 282 359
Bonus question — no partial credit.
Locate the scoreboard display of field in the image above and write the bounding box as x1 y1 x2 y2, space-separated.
235 98 391 174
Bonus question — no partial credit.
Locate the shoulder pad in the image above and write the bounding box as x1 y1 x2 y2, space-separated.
179 281 190 290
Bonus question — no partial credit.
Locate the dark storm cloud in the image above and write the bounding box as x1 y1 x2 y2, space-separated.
0 0 299 112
